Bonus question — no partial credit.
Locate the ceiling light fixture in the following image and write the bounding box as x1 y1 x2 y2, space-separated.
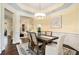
34 3 46 19
34 13 46 19
34 13 46 17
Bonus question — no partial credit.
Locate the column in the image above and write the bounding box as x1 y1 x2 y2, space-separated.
0 3 5 53
13 12 21 44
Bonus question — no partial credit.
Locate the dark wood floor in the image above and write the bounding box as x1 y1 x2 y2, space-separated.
1 36 29 55
1 44 19 55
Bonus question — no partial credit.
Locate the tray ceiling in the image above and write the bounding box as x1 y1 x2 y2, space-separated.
8 3 73 15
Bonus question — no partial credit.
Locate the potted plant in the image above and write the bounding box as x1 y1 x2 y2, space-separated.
37 27 41 36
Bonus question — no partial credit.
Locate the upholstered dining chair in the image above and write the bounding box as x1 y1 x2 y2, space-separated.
29 32 45 55
27 32 32 49
41 31 46 35
45 35 65 55
46 31 52 36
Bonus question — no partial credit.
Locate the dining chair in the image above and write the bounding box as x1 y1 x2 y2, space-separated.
41 31 46 35
45 35 65 55
27 32 32 49
29 32 45 55
46 31 52 36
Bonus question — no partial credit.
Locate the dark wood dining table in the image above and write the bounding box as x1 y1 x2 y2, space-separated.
36 35 58 55
37 35 59 44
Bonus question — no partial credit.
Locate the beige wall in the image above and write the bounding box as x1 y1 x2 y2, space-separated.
20 16 33 32
77 5 79 33
33 17 52 32
52 6 78 33
33 4 79 34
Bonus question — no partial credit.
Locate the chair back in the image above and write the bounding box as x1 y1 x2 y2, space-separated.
27 32 31 45
41 31 46 35
30 32 38 45
46 31 52 36
57 35 65 55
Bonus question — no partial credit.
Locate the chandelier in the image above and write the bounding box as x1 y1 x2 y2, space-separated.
34 4 46 19
34 13 46 19
34 13 46 17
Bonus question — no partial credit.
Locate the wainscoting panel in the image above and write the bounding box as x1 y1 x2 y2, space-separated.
52 32 79 51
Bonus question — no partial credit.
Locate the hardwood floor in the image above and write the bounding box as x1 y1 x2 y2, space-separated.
1 44 19 55
1 36 29 55
1 35 19 55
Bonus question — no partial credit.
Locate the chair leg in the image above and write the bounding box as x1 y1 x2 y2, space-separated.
40 42 46 55
37 46 39 55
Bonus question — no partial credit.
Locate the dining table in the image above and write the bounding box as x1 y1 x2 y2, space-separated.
36 35 59 55
37 35 59 44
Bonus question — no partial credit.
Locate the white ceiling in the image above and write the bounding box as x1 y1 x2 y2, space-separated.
8 3 73 16
17 3 65 13
23 3 56 10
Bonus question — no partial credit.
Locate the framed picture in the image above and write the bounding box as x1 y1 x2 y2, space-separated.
51 16 62 28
